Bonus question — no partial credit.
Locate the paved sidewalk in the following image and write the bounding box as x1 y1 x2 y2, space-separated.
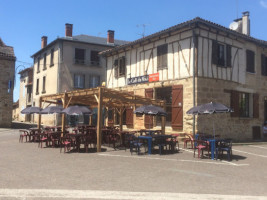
0 129 267 199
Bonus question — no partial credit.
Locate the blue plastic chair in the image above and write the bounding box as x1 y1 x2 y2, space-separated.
215 139 232 161
129 136 145 155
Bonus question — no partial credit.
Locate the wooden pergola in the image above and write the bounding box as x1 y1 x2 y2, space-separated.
38 87 166 152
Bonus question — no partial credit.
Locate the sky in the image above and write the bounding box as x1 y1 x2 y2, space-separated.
1 0 267 102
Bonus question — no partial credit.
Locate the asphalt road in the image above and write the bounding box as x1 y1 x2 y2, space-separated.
0 129 267 200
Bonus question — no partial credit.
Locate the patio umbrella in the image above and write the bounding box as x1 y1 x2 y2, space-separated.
134 105 167 130
187 102 233 138
61 105 92 115
186 102 233 158
40 106 63 114
134 104 167 116
21 106 42 114
186 102 233 115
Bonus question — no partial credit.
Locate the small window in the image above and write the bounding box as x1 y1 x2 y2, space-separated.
37 57 40 73
239 92 250 117
50 48 54 66
157 44 168 70
42 76 46 93
75 48 85 64
261 54 267 76
74 74 85 89
43 53 47 70
114 56 126 78
246 50 255 73
89 75 100 88
90 51 100 66
36 79 39 95
212 41 231 67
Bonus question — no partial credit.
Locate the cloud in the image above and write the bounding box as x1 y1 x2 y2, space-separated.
260 0 267 8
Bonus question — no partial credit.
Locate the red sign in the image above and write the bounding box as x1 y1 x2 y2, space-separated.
149 73 159 82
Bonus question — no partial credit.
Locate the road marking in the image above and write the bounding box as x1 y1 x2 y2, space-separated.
233 149 267 158
249 145 267 150
98 153 248 166
0 189 266 200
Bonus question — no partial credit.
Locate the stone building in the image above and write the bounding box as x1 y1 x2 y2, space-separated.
29 23 128 125
18 67 33 122
0 38 16 127
101 12 267 141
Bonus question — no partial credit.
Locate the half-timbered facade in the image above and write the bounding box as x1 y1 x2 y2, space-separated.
101 14 267 141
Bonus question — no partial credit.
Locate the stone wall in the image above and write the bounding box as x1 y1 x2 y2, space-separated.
0 59 15 127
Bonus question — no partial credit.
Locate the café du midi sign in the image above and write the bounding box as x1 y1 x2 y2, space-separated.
127 73 159 85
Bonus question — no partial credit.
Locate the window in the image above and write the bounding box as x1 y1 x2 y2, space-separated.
246 50 255 73
42 76 46 93
212 41 231 67
75 48 85 64
231 91 258 118
43 53 47 70
261 54 267 76
36 79 39 95
155 87 172 126
50 48 54 66
114 56 126 78
90 51 100 66
37 57 40 73
239 92 250 117
89 75 100 88
74 74 85 89
157 44 168 70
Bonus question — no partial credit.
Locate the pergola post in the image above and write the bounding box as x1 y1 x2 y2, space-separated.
119 107 123 131
97 87 103 152
161 101 166 135
38 97 42 130
61 93 67 136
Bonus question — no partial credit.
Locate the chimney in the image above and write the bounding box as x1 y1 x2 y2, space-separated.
107 30 115 44
65 23 73 37
242 11 250 36
41 36 47 48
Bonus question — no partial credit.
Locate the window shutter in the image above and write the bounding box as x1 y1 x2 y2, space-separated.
172 85 183 130
114 66 118 79
145 88 154 128
253 93 259 118
226 45 231 67
212 40 218 65
246 50 255 73
261 54 266 76
126 91 134 128
231 90 239 117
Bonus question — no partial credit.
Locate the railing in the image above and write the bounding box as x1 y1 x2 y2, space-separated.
74 59 100 67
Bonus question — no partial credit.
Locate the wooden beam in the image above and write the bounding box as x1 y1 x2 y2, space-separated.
97 87 103 152
119 107 123 131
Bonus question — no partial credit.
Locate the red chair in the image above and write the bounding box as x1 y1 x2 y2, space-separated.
38 132 48 148
183 133 195 149
60 135 72 153
195 140 210 158
19 130 29 143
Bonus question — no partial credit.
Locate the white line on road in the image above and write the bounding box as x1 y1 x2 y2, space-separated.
233 149 267 158
98 153 249 166
249 145 267 150
0 189 266 200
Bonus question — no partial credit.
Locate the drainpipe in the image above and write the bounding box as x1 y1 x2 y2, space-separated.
56 41 62 125
192 30 196 138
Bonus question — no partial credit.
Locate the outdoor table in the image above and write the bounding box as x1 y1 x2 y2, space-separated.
203 138 225 160
67 133 84 152
138 135 153 154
